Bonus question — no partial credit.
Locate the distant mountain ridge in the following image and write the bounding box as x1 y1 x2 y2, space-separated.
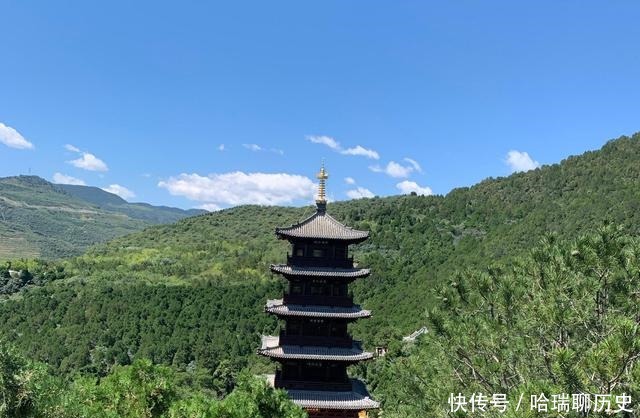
0 175 205 259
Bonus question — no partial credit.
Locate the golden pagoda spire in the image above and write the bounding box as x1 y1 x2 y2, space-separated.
315 161 329 209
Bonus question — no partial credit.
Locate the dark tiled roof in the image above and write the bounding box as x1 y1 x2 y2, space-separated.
258 336 373 362
264 375 379 410
265 299 372 319
270 264 370 278
276 210 369 241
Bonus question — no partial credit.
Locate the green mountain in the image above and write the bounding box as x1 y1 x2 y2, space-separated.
0 176 204 259
0 133 640 416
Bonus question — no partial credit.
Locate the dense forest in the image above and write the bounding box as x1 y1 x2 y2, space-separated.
366 224 640 417
0 343 304 417
2 132 640 416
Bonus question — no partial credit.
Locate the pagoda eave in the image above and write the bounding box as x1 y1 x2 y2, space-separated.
265 299 372 320
264 375 380 411
270 264 371 279
274 210 369 243
258 336 374 362
276 233 369 245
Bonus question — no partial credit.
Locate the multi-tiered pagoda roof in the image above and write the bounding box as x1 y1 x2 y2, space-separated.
258 164 379 417
275 209 369 242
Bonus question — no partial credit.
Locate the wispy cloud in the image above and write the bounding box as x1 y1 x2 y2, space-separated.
243 143 262 152
64 144 80 152
102 184 135 200
306 135 379 160
242 143 284 155
396 180 433 196
218 144 225 151
346 187 375 199
307 135 340 150
344 177 356 185
158 172 316 207
0 122 34 150
403 157 422 173
52 172 86 186
342 145 380 159
505 150 540 173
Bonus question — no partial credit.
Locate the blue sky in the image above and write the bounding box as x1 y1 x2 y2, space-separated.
1 1 639 210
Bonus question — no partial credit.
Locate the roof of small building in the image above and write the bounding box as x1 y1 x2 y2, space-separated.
275 210 369 242
263 375 379 410
270 264 370 278
265 299 372 319
258 335 374 362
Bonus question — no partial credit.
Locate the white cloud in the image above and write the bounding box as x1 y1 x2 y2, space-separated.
342 145 380 160
270 148 284 155
65 145 108 172
346 187 375 199
306 135 340 150
218 144 225 151
52 172 86 186
396 180 433 196
68 152 109 171
403 157 422 173
158 172 316 207
370 161 414 178
344 177 356 185
102 184 135 200
198 203 222 212
505 150 540 173
0 122 34 149
243 143 262 152
306 135 379 160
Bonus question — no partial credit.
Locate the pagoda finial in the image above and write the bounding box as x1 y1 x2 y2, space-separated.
315 161 328 211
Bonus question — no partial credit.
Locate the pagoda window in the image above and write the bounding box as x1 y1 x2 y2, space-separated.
304 362 325 380
331 284 341 296
312 248 326 258
310 284 327 296
328 364 345 380
307 318 330 336
283 362 299 379
332 284 347 296
295 247 304 257
335 246 346 259
287 320 301 335
330 322 347 337
290 282 303 295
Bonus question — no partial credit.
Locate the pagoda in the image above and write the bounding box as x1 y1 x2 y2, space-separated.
258 165 379 418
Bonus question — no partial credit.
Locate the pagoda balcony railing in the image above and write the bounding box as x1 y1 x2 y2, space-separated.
287 254 354 268
279 330 354 348
274 370 352 392
283 292 354 307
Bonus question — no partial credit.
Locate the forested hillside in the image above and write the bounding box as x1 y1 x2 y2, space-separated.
366 224 640 417
1 133 640 417
0 176 203 259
